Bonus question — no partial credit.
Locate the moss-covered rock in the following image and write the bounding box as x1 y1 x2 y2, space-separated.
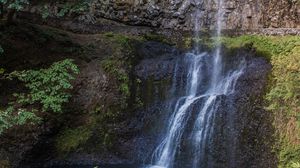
219 35 300 167
55 126 93 154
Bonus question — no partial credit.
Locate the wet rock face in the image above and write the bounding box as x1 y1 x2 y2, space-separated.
124 47 275 168
7 39 274 168
14 39 274 167
135 41 182 81
94 0 299 30
210 54 275 168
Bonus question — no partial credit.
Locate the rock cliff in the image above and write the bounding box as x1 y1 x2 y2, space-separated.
94 0 299 30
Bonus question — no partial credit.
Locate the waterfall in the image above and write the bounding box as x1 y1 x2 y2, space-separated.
146 0 245 168
211 0 224 90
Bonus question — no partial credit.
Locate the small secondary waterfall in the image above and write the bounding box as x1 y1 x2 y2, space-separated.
146 0 245 168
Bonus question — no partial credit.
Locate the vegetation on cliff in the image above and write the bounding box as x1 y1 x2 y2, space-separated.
220 35 300 168
0 59 79 134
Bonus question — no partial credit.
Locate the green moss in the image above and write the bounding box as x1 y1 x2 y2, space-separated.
104 32 114 37
100 32 146 111
56 126 92 154
183 37 193 49
104 32 145 45
143 33 174 45
89 107 119 150
220 35 299 60
0 68 5 74
101 59 130 99
279 145 300 168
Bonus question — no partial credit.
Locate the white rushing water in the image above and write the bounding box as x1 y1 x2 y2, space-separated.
146 0 245 167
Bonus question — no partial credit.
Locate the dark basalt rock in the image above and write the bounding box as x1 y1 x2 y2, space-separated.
24 0 300 32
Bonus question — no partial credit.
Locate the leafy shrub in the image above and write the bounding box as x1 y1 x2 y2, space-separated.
59 0 91 16
0 59 79 134
41 0 93 19
0 0 29 22
9 59 79 113
0 106 40 134
0 0 29 11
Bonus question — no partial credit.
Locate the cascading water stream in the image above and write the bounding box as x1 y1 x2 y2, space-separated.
146 0 245 168
211 0 224 89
